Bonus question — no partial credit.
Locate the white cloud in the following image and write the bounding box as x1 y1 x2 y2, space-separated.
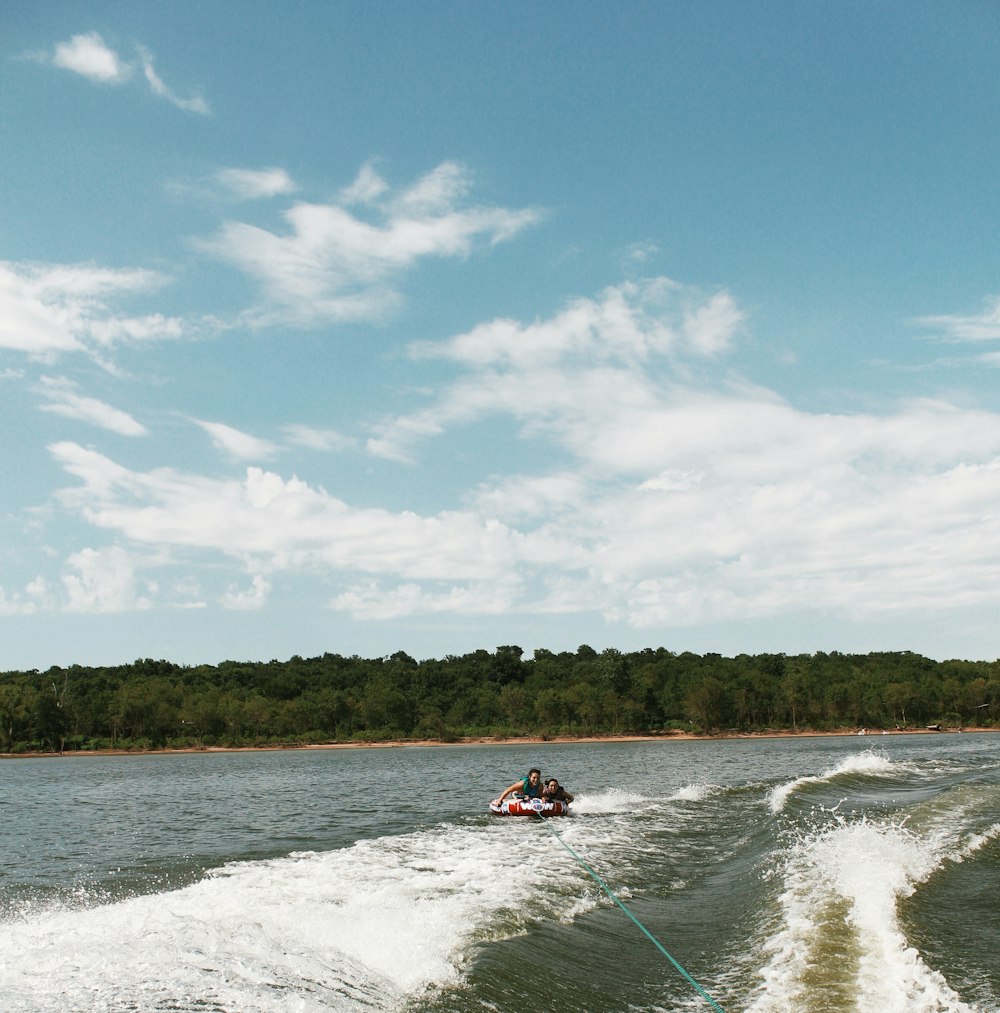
370 278 742 461
470 472 588 521
407 278 729 371
51 32 131 84
390 161 471 215
0 260 181 358
0 578 51 616
192 420 278 461
358 282 1000 627
220 574 271 610
37 376 148 436
40 33 208 114
48 445 523 584
217 167 298 200
199 161 540 325
62 546 152 613
639 469 703 493
682 291 743 356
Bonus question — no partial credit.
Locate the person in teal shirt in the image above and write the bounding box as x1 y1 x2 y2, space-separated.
493 767 542 805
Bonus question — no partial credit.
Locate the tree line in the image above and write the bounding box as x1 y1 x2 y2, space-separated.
1 646 998 754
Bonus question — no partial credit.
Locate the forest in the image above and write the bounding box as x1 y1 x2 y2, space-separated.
1 645 998 754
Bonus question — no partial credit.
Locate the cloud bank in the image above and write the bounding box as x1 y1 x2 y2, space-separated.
39 279 1000 629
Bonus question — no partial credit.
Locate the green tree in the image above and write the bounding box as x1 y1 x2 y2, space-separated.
685 676 726 732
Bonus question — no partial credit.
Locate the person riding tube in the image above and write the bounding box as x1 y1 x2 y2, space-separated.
493 768 542 805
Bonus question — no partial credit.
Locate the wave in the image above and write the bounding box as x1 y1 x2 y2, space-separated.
747 815 983 1013
951 821 1000 863
0 820 600 1012
908 782 1000 868
768 749 908 814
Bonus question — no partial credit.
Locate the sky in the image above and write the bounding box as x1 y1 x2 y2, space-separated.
2 2 1000 671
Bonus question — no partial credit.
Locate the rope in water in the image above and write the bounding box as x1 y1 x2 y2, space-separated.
543 821 726 1013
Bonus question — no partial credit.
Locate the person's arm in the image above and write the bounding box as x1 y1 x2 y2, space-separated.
495 780 523 803
563 790 574 802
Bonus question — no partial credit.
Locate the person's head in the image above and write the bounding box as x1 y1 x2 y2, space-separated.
546 778 559 791
527 768 541 783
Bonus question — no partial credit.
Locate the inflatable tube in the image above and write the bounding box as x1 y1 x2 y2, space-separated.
489 797 569 817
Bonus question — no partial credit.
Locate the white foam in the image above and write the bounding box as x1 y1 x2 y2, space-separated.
747 818 976 1013
570 787 648 814
0 821 595 1012
667 783 718 803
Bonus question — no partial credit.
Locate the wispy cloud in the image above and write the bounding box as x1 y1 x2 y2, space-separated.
915 295 1000 343
0 260 182 359
37 32 209 114
216 167 298 200
282 424 357 452
624 240 659 264
137 45 210 115
36 376 148 436
339 162 389 205
192 420 278 461
199 161 540 326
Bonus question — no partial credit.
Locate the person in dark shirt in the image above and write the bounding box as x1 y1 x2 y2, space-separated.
541 777 573 803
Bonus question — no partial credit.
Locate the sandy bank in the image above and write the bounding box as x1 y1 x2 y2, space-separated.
3 726 995 760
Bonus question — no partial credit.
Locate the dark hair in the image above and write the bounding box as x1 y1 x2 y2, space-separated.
528 768 541 777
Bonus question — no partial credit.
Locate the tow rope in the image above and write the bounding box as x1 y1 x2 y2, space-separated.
543 821 726 1012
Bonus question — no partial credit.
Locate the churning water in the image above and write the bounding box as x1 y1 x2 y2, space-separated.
1 733 997 1011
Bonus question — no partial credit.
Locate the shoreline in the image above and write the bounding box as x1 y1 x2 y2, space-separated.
3 725 995 760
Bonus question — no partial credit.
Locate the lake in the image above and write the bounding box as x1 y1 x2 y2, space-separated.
1 733 997 1011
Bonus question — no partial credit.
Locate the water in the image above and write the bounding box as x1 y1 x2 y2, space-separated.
1 734 997 1012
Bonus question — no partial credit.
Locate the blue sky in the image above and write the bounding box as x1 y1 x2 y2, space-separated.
3 2 1000 670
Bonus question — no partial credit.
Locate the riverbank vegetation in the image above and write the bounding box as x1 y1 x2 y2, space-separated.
1 646 998 754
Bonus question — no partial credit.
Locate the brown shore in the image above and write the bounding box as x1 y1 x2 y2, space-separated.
2 725 995 760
